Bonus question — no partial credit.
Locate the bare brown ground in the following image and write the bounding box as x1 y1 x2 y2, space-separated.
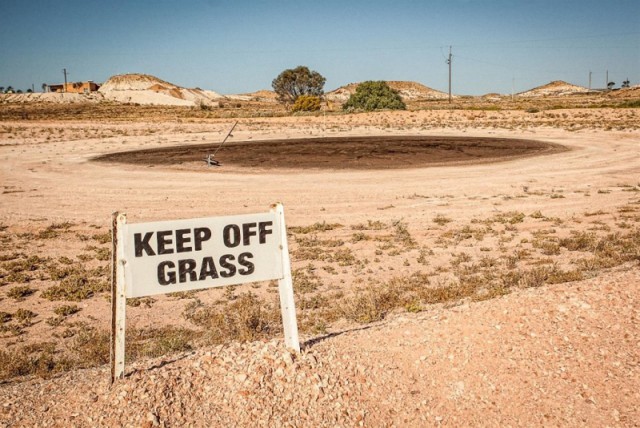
94 135 565 170
0 105 639 426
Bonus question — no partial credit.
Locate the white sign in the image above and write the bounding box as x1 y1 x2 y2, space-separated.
122 212 283 298
110 204 299 383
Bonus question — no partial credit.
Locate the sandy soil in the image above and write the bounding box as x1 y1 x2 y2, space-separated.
1 111 638 225
1 265 638 427
0 109 639 426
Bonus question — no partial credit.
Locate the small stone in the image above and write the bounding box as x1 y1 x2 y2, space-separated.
612 409 620 422
306 354 318 365
147 412 160 426
283 352 294 366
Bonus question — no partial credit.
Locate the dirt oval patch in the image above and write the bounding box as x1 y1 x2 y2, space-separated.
94 136 567 171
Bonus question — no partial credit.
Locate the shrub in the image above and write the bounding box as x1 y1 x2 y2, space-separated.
292 95 321 112
343 81 406 111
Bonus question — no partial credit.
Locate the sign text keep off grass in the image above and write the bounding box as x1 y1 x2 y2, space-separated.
122 212 283 298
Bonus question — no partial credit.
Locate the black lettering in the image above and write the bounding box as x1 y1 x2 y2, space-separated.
157 261 176 285
194 227 211 251
223 224 240 248
134 232 155 257
175 229 192 253
157 230 173 255
242 222 257 245
238 252 255 275
178 259 197 283
219 254 236 278
259 221 273 244
199 256 219 280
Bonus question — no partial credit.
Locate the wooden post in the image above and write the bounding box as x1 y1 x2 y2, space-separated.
272 203 300 352
110 212 127 384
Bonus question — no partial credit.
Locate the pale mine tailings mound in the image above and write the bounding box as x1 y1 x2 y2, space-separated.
608 85 640 99
98 74 224 106
326 81 451 103
518 80 589 97
0 92 103 104
226 90 279 102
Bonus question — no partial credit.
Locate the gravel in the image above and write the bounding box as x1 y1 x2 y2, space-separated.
1 265 639 427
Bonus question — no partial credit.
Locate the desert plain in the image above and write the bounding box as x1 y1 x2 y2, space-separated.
0 86 639 427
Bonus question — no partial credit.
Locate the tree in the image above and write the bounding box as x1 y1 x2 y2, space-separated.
272 66 325 103
42 83 47 93
0 87 4 93
6 86 13 93
607 81 616 90
26 88 33 93
343 81 406 111
622 79 631 88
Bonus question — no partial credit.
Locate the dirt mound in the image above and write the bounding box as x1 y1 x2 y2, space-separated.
326 81 450 103
234 89 279 102
0 92 102 104
608 85 640 99
99 74 223 106
481 92 503 101
387 81 450 100
518 80 589 97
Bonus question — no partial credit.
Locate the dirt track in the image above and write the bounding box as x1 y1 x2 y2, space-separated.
94 136 565 170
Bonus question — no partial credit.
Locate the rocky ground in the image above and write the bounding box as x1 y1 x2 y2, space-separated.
1 104 639 426
1 264 638 427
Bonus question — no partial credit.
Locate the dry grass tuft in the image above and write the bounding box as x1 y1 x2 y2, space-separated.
289 222 343 234
183 292 281 343
6 285 36 301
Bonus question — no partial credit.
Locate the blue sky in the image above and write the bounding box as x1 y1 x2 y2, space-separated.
1 0 638 95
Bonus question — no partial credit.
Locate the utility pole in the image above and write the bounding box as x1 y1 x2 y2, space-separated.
588 71 592 91
606 70 608 90
63 68 68 93
511 77 515 102
447 46 452 103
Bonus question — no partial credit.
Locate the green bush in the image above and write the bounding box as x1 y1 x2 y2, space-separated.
292 95 321 112
343 81 406 111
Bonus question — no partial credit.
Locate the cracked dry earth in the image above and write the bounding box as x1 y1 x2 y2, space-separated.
1 265 638 427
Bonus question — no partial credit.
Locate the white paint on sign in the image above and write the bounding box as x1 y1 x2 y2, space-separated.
110 205 300 384
121 212 283 298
